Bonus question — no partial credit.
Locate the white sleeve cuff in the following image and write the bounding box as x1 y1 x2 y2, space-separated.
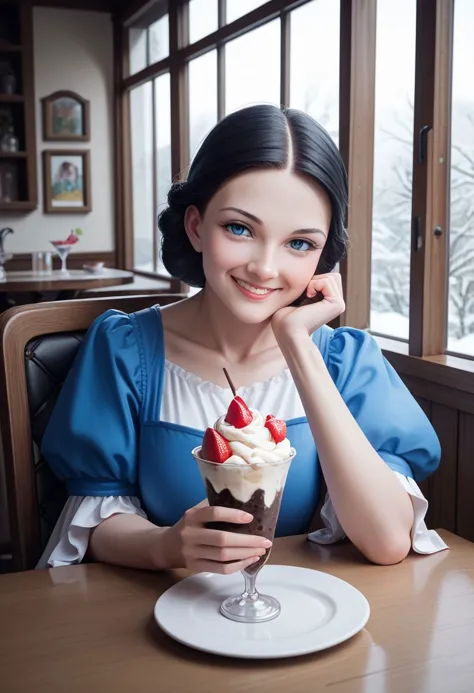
35 495 147 569
307 471 449 554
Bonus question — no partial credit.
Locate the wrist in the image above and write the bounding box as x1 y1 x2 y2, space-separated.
148 525 179 570
275 328 314 357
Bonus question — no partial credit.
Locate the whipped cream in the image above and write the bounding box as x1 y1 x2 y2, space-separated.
197 455 292 507
196 408 294 507
215 409 291 466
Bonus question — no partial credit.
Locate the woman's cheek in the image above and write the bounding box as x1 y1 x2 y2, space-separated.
288 253 322 291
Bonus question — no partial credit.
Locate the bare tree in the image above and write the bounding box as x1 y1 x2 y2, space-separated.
372 107 474 340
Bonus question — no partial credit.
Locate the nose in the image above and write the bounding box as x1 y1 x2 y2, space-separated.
246 248 279 282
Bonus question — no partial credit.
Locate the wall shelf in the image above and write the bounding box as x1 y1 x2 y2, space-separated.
0 94 25 103
0 5 37 213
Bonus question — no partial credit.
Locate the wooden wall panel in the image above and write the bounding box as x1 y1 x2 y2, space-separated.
457 413 474 542
429 403 458 533
415 396 433 524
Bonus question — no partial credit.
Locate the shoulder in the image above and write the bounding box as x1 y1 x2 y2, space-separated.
87 308 137 348
160 295 198 334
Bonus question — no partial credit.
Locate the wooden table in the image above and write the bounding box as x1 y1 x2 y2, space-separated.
0 268 134 293
1 531 473 693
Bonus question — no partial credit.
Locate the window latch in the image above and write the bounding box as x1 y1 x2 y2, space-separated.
418 125 431 164
412 216 422 252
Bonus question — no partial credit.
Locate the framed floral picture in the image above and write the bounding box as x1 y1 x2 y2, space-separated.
41 91 90 142
43 150 92 213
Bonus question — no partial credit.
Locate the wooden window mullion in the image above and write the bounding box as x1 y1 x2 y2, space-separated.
152 77 159 272
115 22 134 269
217 0 226 119
280 10 290 107
338 0 377 330
169 0 189 181
409 0 453 356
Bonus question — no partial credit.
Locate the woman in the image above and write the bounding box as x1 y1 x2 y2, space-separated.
37 105 447 572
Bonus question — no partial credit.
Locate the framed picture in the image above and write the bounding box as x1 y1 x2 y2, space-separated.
41 91 90 141
43 150 92 213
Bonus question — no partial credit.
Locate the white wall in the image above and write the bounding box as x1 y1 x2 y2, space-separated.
1 7 115 254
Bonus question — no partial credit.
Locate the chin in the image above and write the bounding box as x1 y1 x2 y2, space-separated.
222 291 299 325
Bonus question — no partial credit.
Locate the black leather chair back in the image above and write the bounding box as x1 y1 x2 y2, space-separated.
25 331 85 551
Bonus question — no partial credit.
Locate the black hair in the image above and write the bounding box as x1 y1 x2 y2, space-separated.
158 104 348 288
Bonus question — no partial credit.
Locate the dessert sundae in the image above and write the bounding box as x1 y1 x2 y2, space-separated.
196 397 292 572
193 371 295 622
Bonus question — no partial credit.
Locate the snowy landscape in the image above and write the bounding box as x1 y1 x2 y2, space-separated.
131 0 474 356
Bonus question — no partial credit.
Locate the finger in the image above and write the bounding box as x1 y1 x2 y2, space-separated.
186 544 267 563
310 277 333 297
313 277 343 302
190 526 272 549
193 498 209 509
306 278 321 299
188 555 262 576
187 505 253 525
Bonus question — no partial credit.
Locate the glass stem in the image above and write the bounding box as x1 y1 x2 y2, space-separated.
242 570 258 600
61 256 66 272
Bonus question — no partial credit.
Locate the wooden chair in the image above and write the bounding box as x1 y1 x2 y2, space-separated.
0 294 185 572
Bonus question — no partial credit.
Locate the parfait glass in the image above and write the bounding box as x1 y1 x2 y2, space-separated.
50 241 72 273
193 447 295 623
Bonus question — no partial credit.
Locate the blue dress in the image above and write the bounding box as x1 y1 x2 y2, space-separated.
41 306 441 537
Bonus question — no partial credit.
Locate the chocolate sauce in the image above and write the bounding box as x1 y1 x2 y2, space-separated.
205 481 283 574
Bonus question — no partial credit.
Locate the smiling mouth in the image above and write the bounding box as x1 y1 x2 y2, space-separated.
232 277 279 296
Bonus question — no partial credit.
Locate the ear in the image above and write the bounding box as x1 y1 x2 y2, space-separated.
184 205 203 253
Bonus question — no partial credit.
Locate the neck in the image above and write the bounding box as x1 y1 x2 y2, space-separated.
189 285 278 363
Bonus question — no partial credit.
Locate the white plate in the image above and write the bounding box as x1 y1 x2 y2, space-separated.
154 565 370 659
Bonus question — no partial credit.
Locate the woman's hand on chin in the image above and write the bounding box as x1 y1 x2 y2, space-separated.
271 272 345 340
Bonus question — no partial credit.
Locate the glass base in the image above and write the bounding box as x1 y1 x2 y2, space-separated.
220 593 281 623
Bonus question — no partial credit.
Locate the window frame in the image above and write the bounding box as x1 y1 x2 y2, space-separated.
114 0 474 381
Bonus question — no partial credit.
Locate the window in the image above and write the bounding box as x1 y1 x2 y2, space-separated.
448 0 474 357
290 0 339 144
370 0 416 340
189 50 218 160
130 83 154 272
189 0 218 43
128 1 169 76
225 20 280 115
120 0 474 374
149 14 169 64
155 73 171 273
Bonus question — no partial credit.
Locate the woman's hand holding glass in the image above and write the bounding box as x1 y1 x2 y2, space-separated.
160 503 272 574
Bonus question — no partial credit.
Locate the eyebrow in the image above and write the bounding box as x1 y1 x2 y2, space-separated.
219 207 327 238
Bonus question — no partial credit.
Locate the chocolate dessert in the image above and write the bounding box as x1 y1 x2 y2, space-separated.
205 480 283 573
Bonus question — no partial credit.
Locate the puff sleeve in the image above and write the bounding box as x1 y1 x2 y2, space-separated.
308 327 447 555
41 309 143 496
325 327 440 481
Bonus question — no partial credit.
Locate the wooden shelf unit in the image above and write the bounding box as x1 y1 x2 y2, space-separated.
0 3 37 212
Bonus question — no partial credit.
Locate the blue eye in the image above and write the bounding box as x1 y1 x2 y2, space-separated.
288 239 315 252
226 223 251 237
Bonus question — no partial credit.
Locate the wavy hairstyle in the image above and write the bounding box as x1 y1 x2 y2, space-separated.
158 105 348 288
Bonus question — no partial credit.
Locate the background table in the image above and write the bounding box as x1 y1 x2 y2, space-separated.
0 268 134 293
0 531 473 693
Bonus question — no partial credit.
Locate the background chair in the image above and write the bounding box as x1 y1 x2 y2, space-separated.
0 293 185 572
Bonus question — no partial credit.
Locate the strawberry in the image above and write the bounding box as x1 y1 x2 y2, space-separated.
201 428 232 463
225 395 253 428
265 414 287 443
